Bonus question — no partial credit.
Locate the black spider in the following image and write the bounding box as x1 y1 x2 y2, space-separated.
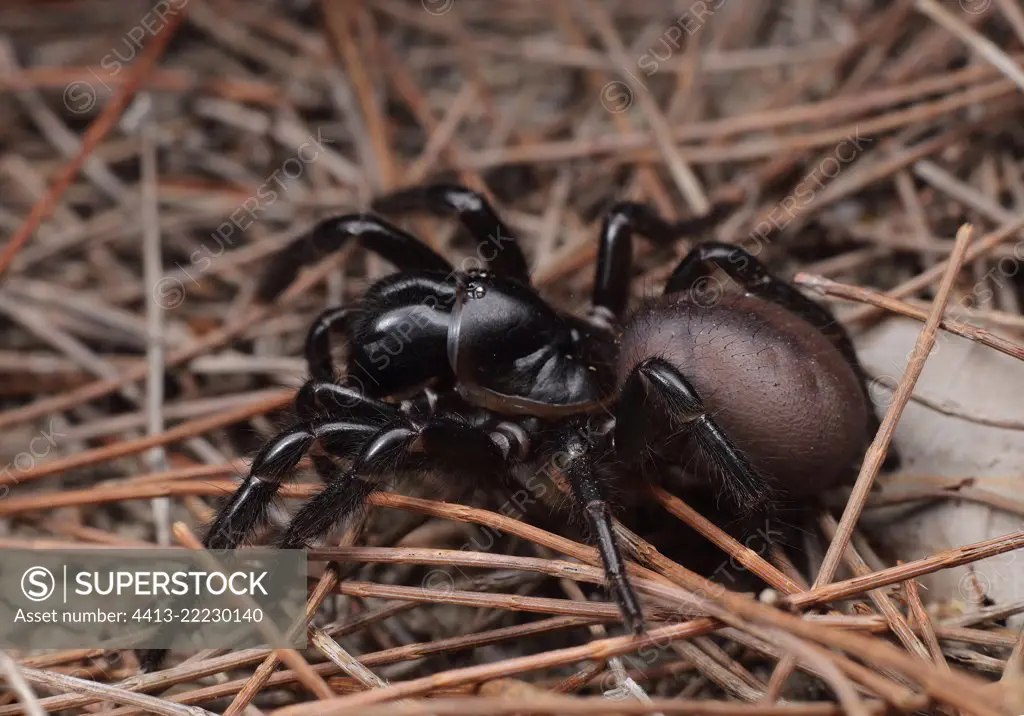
200 184 891 637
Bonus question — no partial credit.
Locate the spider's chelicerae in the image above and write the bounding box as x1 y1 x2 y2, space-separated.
204 184 891 634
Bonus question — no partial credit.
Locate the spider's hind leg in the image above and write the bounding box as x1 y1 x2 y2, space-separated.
592 203 681 319
615 357 775 517
664 241 899 470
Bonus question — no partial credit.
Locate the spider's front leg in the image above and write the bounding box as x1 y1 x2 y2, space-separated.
204 379 406 549
591 201 733 319
277 415 527 548
137 402 394 671
550 423 645 635
137 410 397 672
257 215 453 303
372 184 530 284
203 417 387 550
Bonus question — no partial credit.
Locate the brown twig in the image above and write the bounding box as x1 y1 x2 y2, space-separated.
0 6 188 277
794 272 1024 362
815 224 975 585
648 484 801 595
170 523 333 701
903 569 952 671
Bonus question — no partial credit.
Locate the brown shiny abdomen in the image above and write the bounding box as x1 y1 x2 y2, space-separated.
617 291 868 495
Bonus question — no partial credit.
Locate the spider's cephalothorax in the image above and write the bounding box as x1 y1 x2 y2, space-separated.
196 185 891 642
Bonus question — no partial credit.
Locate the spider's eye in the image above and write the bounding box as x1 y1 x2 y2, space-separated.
467 282 487 299
565 436 587 457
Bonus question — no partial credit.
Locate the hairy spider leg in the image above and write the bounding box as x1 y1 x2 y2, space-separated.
206 384 406 551
203 418 391 551
277 415 512 548
294 378 402 423
591 202 731 319
136 401 403 676
554 425 645 635
616 358 774 517
256 215 453 302
136 408 397 673
372 183 530 284
664 240 898 469
285 416 650 637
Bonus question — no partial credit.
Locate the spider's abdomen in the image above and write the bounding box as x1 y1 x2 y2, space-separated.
617 291 868 494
